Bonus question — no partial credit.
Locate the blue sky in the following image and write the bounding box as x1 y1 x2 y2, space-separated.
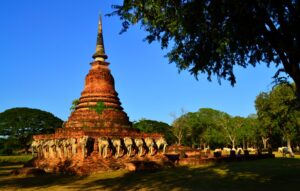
0 0 278 124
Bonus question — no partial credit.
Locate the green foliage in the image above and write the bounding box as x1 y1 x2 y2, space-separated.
255 83 300 148
239 116 260 148
133 119 175 144
89 101 106 114
110 1 300 100
0 107 63 153
171 108 262 149
70 99 80 111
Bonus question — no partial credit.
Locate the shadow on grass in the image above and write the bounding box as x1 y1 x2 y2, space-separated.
1 158 300 191
79 158 300 191
0 165 85 189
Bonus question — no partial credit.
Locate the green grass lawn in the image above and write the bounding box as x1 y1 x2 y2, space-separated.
0 154 300 191
0 155 33 166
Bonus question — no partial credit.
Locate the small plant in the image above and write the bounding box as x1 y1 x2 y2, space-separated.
70 99 80 112
89 101 106 114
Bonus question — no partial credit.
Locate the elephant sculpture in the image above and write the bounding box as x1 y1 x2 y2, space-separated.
98 137 109 158
42 140 49 158
47 139 56 158
123 137 133 157
31 140 43 157
111 138 122 158
79 136 89 158
55 139 64 158
61 139 71 158
155 137 168 154
144 137 155 155
70 138 77 156
134 138 145 157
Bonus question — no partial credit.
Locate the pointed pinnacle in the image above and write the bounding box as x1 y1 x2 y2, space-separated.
93 14 108 61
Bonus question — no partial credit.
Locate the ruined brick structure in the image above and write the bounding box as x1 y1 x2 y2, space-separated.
31 16 169 174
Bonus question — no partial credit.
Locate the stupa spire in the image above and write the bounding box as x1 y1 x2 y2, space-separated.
92 14 108 61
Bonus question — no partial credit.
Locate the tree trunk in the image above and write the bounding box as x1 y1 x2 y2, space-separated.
242 138 246 150
287 137 293 152
295 78 300 103
262 137 269 149
284 60 300 103
177 136 182 145
282 58 300 104
232 140 235 149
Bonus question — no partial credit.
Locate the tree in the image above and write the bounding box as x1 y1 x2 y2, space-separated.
171 114 186 145
219 114 240 149
170 108 190 145
269 84 299 150
240 115 260 149
195 108 226 148
133 119 175 144
110 1 300 101
255 92 274 149
255 83 300 151
171 108 229 148
0 107 63 154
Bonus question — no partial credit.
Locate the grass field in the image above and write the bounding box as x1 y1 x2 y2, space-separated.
0 155 33 166
0 154 300 191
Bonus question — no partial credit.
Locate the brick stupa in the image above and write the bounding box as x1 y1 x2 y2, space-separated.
31 16 168 174
65 16 131 131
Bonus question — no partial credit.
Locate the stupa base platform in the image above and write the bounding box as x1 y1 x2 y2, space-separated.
31 128 169 174
31 153 173 175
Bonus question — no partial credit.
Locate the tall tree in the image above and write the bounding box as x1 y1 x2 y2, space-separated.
170 109 189 145
255 92 274 149
255 83 299 150
0 107 63 153
269 84 299 150
197 108 227 148
219 114 240 149
172 108 229 148
111 1 300 101
242 115 260 149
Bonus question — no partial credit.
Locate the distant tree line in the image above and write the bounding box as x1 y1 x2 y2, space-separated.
135 83 300 151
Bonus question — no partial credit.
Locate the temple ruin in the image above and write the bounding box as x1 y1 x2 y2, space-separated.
31 16 169 174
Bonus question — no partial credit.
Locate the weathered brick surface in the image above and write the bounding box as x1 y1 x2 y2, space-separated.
65 61 131 130
33 153 171 175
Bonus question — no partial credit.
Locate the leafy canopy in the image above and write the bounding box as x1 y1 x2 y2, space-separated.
255 83 300 147
110 0 300 100
0 107 63 153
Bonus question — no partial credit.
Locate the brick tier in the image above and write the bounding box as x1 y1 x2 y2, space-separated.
65 60 131 130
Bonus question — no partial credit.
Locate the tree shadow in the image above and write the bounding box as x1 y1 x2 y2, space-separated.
77 158 300 191
0 158 299 191
0 165 85 189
